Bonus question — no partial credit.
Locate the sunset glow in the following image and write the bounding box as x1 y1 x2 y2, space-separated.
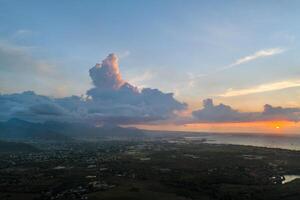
132 120 300 135
1 1 300 134
2 2 300 199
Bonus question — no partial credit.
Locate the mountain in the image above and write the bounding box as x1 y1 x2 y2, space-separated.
0 118 71 141
0 140 39 152
0 119 145 141
43 121 145 139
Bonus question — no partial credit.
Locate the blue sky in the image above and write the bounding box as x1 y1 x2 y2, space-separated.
1 0 300 112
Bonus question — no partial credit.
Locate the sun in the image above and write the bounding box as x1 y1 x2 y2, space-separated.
267 121 286 131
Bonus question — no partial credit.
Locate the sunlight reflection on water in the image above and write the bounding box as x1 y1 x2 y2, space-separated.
282 175 300 184
184 134 300 150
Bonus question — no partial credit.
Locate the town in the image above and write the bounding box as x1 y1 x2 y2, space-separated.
1 137 300 200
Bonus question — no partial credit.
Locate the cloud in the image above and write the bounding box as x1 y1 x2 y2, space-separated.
0 40 86 97
0 91 75 122
186 72 206 88
191 99 300 123
202 48 286 75
262 104 300 121
118 50 131 59
222 48 285 70
219 80 300 97
86 54 187 124
129 70 153 87
0 54 187 125
12 29 35 39
0 40 56 76
192 99 255 123
88 54 125 90
186 48 286 81
29 103 66 116
231 48 285 66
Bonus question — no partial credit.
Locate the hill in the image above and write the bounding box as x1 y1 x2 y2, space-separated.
0 118 72 141
0 119 145 141
0 140 39 152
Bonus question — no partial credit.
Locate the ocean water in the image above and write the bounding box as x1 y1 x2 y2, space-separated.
282 175 300 184
184 134 300 151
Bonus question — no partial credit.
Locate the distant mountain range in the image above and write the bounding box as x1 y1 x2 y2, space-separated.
0 140 39 152
0 118 145 141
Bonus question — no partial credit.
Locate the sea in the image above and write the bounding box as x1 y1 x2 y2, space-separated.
184 133 300 151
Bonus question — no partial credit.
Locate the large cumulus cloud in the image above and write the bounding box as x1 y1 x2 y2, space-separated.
0 54 187 124
86 54 187 124
191 99 300 123
3 53 299 125
88 54 124 90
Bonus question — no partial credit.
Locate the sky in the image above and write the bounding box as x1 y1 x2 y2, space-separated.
1 0 300 134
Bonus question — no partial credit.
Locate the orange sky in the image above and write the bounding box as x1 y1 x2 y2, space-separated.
131 121 300 135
